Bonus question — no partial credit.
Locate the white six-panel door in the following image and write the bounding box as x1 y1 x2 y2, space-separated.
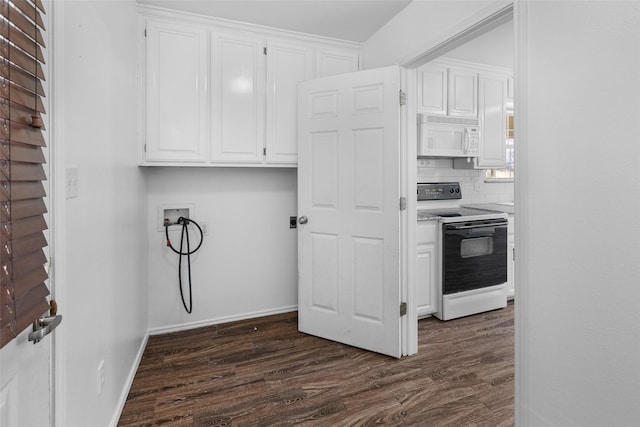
297 66 402 358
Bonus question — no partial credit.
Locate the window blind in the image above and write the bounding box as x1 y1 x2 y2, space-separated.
0 0 49 349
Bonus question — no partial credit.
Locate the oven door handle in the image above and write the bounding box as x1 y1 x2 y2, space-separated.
447 221 507 230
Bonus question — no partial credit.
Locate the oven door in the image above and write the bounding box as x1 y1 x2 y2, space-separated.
442 219 508 294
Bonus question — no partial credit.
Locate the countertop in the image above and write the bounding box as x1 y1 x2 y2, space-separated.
460 202 515 215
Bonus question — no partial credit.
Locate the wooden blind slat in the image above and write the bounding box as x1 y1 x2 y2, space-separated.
0 321 16 343
1 215 47 240
1 121 46 146
10 1 45 31
4 141 46 163
9 162 46 180
8 230 45 256
0 180 44 201
1 62 46 96
0 281 11 304
0 82 46 113
3 198 46 221
12 247 44 277
0 302 12 327
0 41 45 80
0 1 45 47
5 265 46 295
0 19 45 63
15 287 49 332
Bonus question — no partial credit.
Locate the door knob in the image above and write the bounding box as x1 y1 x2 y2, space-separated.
298 216 308 225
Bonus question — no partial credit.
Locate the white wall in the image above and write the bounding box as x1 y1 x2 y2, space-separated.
518 2 640 425
53 1 148 426
145 167 298 332
362 0 507 68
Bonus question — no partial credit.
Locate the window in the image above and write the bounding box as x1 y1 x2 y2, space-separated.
0 0 50 349
486 112 514 180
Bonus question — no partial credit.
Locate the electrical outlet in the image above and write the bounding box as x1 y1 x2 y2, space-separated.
97 360 105 395
201 223 209 235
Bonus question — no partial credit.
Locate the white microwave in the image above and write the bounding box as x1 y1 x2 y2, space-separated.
417 114 480 158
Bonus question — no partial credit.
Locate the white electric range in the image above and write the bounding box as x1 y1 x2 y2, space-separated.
417 182 508 320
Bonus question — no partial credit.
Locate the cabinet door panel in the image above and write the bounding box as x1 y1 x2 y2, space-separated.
316 48 359 78
211 34 265 163
448 68 477 117
417 64 447 115
266 41 313 164
477 74 507 168
145 21 208 162
416 243 437 316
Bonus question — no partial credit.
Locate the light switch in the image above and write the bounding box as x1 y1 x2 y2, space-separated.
66 167 78 199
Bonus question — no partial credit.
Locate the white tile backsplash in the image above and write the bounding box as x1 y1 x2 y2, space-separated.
417 160 514 204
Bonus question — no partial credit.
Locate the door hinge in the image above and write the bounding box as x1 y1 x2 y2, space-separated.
144 144 147 153
400 302 407 316
263 47 267 55
399 90 407 106
263 147 267 156
399 196 407 211
144 28 147 37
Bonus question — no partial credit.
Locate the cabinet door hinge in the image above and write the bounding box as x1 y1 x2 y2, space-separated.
399 196 407 211
400 302 407 316
399 90 407 106
263 47 267 55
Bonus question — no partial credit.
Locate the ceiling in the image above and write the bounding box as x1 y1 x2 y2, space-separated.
137 0 413 43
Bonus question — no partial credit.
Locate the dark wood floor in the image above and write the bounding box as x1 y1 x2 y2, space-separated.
119 302 513 426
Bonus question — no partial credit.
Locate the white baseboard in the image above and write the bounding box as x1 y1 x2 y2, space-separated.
148 305 298 336
109 331 150 427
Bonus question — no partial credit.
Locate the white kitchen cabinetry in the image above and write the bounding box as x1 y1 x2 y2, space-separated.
447 67 478 118
144 20 208 163
476 73 507 168
210 32 265 164
316 47 359 78
140 11 360 167
417 63 448 115
507 215 515 298
265 41 313 165
416 222 437 317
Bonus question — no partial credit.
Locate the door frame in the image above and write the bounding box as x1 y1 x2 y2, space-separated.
397 0 522 414
49 0 68 425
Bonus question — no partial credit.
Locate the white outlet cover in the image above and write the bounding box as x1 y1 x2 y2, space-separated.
65 167 79 199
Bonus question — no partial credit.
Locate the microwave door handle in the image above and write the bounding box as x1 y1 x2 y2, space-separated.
463 127 469 154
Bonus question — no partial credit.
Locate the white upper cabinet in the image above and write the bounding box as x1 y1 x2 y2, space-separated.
447 68 478 118
210 33 265 163
315 48 359 78
417 63 447 115
144 20 208 163
476 73 507 168
265 41 313 165
140 10 361 167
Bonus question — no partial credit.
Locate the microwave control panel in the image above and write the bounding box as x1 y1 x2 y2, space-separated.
466 126 480 155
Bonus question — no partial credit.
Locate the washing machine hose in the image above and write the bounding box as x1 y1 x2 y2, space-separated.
165 217 204 313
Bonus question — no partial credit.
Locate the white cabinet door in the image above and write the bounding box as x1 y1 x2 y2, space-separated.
417 63 448 115
145 21 208 162
298 66 403 358
265 41 313 165
447 68 478 118
210 33 265 163
477 73 507 168
316 48 359 78
416 222 437 317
